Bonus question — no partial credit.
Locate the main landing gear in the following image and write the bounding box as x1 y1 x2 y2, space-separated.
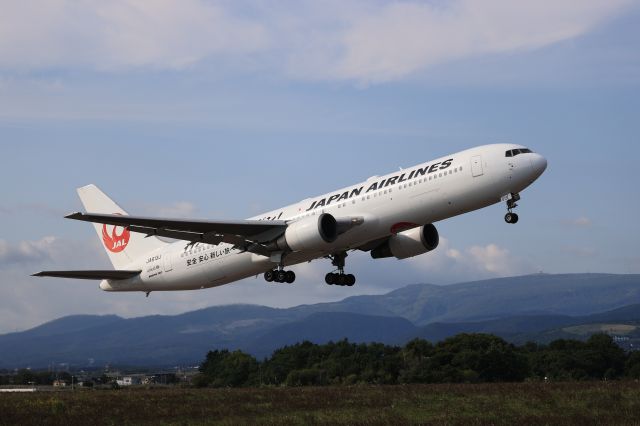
504 193 521 224
264 268 296 284
325 252 356 287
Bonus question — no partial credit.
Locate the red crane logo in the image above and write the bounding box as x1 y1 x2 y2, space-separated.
102 222 130 253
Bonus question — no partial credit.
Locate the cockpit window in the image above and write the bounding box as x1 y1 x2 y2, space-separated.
505 148 533 157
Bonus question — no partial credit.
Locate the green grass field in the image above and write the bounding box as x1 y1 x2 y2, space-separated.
2 382 640 425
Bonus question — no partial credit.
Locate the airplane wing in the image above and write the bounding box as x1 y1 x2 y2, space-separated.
65 212 288 257
32 270 141 280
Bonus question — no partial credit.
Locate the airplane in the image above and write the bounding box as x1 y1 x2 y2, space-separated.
34 144 547 296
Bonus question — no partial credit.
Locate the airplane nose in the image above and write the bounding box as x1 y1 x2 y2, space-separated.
531 154 548 178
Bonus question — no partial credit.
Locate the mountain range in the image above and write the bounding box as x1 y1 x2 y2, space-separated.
2 273 640 368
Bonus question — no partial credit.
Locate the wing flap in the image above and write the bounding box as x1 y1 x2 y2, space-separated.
32 270 141 280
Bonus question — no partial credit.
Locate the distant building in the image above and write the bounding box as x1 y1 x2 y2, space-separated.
611 335 639 352
116 376 142 387
53 380 66 388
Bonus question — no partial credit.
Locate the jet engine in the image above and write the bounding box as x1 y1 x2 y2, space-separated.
270 214 338 252
371 224 439 260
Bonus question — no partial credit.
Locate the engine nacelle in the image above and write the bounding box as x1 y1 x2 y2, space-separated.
271 213 338 252
371 224 439 260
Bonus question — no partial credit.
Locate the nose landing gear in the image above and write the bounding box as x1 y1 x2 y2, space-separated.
325 252 356 287
504 193 521 224
505 212 519 224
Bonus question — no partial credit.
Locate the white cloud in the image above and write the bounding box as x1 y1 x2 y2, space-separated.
405 238 534 282
467 244 515 275
0 0 632 84
286 0 635 83
0 0 267 71
0 236 57 265
0 237 111 332
0 236 107 268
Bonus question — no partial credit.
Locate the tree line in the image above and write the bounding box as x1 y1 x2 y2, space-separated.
194 333 640 387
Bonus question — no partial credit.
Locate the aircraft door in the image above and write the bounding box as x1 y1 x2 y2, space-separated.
471 155 484 177
164 253 173 272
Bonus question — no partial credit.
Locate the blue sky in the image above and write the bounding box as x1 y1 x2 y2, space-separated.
1 0 639 332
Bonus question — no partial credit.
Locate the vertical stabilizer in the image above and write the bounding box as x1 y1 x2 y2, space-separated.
76 184 168 269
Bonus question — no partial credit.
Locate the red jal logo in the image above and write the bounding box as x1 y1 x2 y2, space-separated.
102 224 130 253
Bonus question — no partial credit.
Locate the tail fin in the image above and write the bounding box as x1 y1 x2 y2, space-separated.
77 184 168 269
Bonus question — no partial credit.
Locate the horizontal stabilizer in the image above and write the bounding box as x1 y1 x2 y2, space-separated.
32 270 141 280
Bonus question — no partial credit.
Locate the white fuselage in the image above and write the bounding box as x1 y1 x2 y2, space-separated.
100 143 547 292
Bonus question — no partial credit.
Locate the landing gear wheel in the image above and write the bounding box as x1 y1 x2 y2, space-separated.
285 271 296 284
336 274 347 286
346 274 356 287
325 273 336 285
505 213 519 224
276 270 287 283
264 270 275 282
